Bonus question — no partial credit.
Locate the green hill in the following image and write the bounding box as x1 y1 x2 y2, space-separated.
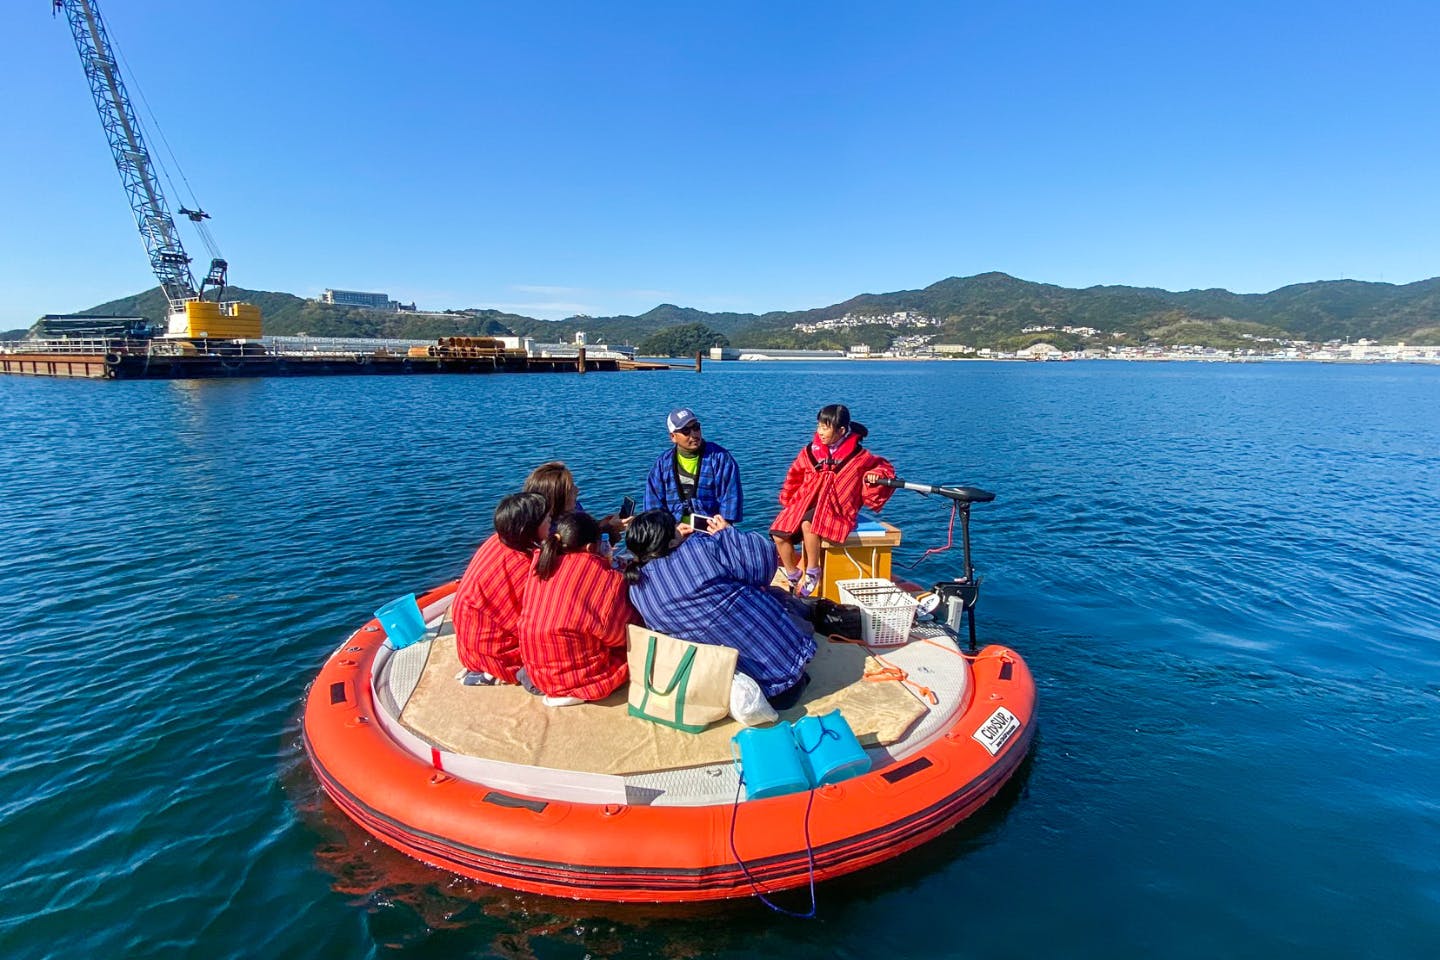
70 272 1440 349
721 273 1440 348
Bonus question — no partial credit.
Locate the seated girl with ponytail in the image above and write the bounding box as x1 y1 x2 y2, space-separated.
517 511 639 705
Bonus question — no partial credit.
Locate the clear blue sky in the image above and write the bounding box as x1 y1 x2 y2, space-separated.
4 0 1438 327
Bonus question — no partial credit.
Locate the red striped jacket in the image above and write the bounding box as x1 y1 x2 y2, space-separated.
518 550 638 700
772 431 895 542
452 534 530 681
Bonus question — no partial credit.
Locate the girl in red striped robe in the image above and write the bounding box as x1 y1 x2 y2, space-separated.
518 511 639 702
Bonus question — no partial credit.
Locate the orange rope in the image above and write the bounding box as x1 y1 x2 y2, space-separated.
826 634 939 705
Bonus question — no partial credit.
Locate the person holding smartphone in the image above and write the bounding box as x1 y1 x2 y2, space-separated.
643 407 744 527
623 509 814 710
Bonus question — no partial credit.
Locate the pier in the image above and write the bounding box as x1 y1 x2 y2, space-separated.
0 335 675 380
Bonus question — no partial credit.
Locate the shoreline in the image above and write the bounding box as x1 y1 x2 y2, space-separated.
700 354 1440 365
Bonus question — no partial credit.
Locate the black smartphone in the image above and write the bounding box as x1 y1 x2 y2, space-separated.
619 496 635 519
691 515 710 532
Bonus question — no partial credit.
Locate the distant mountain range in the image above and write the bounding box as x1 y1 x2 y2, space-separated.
13 272 1440 350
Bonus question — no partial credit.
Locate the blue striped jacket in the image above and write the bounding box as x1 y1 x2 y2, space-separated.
643 440 744 523
628 528 814 697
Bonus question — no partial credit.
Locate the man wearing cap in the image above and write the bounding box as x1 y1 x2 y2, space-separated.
643 407 744 525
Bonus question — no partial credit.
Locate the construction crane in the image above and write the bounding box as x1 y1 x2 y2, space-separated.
54 0 261 340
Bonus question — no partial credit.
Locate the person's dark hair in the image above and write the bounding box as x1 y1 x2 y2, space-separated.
523 461 578 518
493 492 549 551
817 403 850 430
817 403 867 440
535 510 600 581
622 509 680 585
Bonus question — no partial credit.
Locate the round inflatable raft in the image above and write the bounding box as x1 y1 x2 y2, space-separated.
303 579 1034 903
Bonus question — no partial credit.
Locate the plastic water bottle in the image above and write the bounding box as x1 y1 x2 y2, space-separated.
600 533 612 560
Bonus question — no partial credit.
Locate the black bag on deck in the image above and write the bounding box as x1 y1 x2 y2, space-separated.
807 597 864 639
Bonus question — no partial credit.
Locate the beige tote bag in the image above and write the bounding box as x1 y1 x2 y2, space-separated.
626 625 738 733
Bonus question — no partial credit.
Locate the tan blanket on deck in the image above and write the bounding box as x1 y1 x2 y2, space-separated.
399 628 927 777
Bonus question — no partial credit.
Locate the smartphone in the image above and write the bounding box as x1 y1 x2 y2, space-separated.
619 496 635 519
691 515 711 532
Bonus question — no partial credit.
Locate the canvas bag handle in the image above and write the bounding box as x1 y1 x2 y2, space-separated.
635 634 695 723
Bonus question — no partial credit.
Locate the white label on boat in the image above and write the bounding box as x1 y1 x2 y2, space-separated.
971 706 1020 756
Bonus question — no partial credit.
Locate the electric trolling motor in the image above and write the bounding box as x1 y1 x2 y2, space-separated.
871 476 995 650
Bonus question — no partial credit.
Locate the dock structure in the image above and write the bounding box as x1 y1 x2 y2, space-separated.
0 336 672 380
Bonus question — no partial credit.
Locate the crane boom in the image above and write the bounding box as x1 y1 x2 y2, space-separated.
57 0 197 311
56 0 258 340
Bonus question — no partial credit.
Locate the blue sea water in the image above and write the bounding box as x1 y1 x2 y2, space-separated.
1 360 1437 959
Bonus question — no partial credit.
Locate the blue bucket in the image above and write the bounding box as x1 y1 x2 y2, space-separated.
732 723 810 800
794 710 870 786
374 594 427 649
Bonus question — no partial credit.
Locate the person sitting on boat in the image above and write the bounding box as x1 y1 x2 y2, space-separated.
517 511 639 705
525 460 628 538
770 403 896 597
453 492 551 684
624 509 815 709
643 407 744 525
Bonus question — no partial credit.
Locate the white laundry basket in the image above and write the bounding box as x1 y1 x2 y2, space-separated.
835 578 919 646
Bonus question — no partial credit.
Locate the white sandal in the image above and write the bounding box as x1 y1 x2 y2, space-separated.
543 694 585 707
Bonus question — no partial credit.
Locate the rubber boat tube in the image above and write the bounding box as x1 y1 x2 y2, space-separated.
302 581 1036 903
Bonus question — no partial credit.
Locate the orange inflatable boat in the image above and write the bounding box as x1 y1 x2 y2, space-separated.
303 575 1035 903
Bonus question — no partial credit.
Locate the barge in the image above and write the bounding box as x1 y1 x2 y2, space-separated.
0 335 673 380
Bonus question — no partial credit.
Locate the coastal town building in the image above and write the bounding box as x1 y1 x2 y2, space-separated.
531 331 635 361
1021 324 1101 337
321 289 389 309
319 289 417 312
792 310 941 334
890 334 935 353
